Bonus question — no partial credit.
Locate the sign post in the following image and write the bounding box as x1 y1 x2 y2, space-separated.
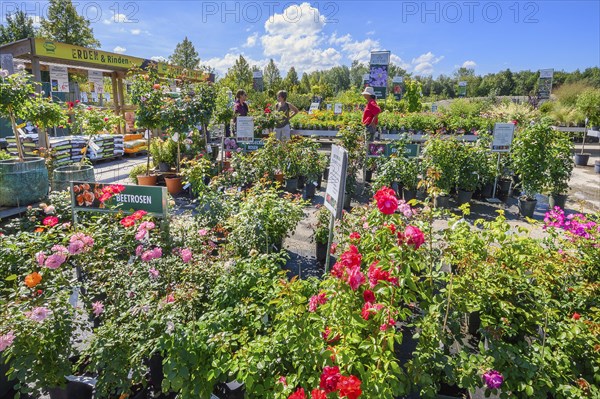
537 69 554 100
324 145 348 273
487 123 516 203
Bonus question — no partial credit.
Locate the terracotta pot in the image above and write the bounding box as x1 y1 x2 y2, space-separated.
164 176 183 195
137 174 157 186
274 172 284 184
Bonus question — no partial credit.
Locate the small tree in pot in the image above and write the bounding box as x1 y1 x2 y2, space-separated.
511 122 551 217
129 65 166 182
544 128 574 209
575 88 600 165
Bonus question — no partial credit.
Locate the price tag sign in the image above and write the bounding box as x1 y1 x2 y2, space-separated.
172 132 179 143
308 102 320 115
236 116 254 142
324 145 348 219
334 103 343 115
491 123 516 152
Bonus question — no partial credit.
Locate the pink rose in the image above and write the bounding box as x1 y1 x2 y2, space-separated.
0 331 15 351
92 301 104 317
180 248 192 263
26 306 52 322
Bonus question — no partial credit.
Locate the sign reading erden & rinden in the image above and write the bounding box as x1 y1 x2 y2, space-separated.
34 38 206 80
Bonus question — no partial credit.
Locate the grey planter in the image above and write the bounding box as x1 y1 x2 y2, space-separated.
434 195 452 209
519 198 537 218
0 157 49 207
548 194 567 210
595 161 600 174
574 153 590 166
52 164 95 192
456 190 473 205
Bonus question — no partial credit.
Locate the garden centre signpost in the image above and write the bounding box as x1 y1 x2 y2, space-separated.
369 51 391 99
70 181 168 224
488 123 516 203
324 145 348 272
537 69 554 100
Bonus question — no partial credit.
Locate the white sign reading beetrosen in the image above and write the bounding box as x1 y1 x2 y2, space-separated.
324 145 348 219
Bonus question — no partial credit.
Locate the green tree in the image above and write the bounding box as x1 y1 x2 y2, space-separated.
169 37 200 69
283 67 299 90
40 0 100 48
221 55 253 91
404 79 422 112
0 11 36 45
299 73 311 94
323 65 350 94
350 60 368 89
263 59 281 92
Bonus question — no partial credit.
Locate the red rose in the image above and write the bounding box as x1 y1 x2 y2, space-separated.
120 216 136 228
322 327 340 344
363 289 375 303
349 232 361 241
311 389 327 399
572 312 581 320
374 186 398 214
330 242 338 254
131 210 148 220
340 245 362 269
42 216 59 227
399 225 425 250
337 375 362 399
319 366 341 393
288 388 306 399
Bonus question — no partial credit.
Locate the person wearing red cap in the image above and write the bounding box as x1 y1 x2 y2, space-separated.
361 86 381 141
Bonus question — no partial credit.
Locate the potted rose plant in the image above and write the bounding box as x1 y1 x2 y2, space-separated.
0 68 50 206
129 65 166 185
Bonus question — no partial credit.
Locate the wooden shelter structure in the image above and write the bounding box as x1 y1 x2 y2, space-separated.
0 37 210 135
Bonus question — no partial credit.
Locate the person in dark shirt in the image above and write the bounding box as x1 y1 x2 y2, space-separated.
362 86 381 141
232 89 249 137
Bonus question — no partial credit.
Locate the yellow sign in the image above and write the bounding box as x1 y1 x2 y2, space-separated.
34 38 206 81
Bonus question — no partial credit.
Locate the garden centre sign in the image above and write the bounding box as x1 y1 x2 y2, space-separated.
70 181 167 220
491 123 515 152
386 143 420 158
324 145 348 219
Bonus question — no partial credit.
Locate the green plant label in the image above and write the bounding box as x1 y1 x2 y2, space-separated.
386 144 419 158
70 181 167 218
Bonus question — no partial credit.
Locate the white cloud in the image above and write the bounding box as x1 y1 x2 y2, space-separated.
366 31 375 36
391 54 410 70
131 29 141 35
411 52 444 75
113 46 127 54
151 56 168 63
103 13 130 24
203 53 267 77
462 60 477 69
340 38 380 63
329 32 352 46
243 32 258 48
259 2 341 72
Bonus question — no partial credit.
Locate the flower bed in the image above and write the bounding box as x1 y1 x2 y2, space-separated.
0 178 598 398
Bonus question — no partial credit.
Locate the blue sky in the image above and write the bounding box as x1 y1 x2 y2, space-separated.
3 1 600 77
